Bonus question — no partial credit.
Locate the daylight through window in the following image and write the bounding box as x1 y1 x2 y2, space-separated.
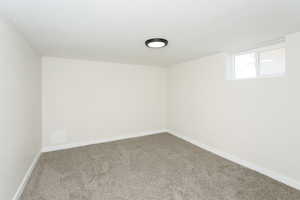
232 43 285 80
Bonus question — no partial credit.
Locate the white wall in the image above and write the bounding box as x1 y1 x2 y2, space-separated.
0 20 41 199
42 57 166 148
168 32 300 188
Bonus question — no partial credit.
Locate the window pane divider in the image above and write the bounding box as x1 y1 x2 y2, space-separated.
255 52 260 77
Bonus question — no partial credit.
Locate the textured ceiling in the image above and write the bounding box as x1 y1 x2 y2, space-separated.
1 0 300 66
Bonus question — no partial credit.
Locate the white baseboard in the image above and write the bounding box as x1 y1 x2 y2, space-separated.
170 131 300 191
12 152 41 200
42 129 170 152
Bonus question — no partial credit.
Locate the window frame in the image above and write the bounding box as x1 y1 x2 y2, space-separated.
231 42 286 80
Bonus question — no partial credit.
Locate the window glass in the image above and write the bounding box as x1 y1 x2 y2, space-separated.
234 53 257 79
259 48 285 76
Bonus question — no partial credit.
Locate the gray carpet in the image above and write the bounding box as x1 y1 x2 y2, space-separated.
21 133 300 200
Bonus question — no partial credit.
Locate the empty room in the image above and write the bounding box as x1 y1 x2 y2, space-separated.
1 0 300 199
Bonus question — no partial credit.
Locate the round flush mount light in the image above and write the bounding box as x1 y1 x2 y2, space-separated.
145 38 168 48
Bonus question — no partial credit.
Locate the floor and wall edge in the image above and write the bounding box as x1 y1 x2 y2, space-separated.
12 152 41 200
169 130 300 191
42 130 170 152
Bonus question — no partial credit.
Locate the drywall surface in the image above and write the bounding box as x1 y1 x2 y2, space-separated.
168 32 300 187
0 19 41 199
42 57 167 148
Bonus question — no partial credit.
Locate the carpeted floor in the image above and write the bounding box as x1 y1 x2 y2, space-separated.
21 133 300 200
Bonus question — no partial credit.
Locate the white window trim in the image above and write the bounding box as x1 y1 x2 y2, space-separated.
230 42 286 80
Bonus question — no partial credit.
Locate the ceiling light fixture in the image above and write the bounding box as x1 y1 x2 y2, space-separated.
145 38 168 48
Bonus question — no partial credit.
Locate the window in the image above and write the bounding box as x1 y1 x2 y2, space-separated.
231 43 285 80
234 53 257 79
